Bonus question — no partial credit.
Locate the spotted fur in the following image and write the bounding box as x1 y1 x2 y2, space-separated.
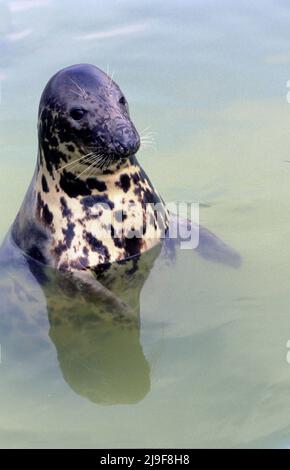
12 64 169 272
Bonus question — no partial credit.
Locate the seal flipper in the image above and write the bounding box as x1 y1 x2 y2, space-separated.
70 270 135 317
196 225 241 268
166 213 242 268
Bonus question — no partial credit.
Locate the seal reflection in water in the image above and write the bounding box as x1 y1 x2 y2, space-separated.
0 239 162 405
45 245 161 405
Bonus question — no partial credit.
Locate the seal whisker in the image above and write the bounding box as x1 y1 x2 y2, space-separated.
140 133 156 140
110 70 115 83
139 128 158 140
140 131 157 139
92 153 108 171
106 63 111 80
58 152 94 171
140 139 156 145
90 153 109 172
75 152 106 179
102 154 112 170
70 89 84 98
140 137 156 143
61 153 102 174
108 69 115 93
96 155 108 171
140 129 156 137
140 143 156 149
60 152 93 167
139 126 151 135
75 158 98 179
140 138 156 146
69 78 88 99
141 135 156 141
68 154 99 173
140 140 155 145
140 130 157 149
140 141 157 152
140 146 156 151
87 154 105 177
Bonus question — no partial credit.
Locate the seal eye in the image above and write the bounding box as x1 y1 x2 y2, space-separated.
119 96 126 106
70 108 86 120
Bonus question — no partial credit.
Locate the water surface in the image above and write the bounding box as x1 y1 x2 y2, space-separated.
1 0 290 449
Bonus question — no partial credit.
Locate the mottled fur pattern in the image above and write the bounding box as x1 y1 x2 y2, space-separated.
12 64 169 272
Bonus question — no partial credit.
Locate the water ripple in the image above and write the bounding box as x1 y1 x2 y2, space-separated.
9 0 50 13
79 23 148 41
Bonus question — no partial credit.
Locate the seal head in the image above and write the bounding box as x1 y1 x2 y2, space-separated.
38 63 140 175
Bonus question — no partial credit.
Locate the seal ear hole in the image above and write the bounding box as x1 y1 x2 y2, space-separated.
70 108 87 120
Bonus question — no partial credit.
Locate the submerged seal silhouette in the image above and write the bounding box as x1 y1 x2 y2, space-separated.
12 64 169 272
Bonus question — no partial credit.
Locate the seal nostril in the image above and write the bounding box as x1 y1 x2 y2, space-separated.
116 140 128 155
96 134 106 146
118 137 140 156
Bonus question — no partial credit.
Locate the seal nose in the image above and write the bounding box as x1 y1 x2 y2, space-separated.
114 129 140 157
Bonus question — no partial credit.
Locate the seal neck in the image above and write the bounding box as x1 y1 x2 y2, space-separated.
37 142 141 179
37 148 142 183
34 152 164 209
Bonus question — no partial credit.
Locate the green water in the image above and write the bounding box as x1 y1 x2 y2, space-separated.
1 0 290 449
